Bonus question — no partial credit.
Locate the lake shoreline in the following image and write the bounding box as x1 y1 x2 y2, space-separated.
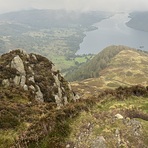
76 12 148 55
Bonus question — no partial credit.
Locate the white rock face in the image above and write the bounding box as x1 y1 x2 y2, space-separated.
53 74 60 87
29 85 35 91
28 76 35 83
35 85 44 102
54 95 63 108
115 114 124 119
63 96 68 105
68 82 72 91
13 76 21 85
32 54 37 60
20 75 26 86
23 84 28 91
75 94 80 101
11 55 27 87
11 55 26 75
53 74 63 100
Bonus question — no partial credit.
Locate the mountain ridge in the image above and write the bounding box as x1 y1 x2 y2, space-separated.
70 46 148 97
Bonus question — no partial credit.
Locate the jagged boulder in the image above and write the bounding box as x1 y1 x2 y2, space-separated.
0 49 78 107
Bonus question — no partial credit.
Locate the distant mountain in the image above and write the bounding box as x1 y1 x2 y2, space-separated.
0 9 111 70
0 9 109 29
126 11 148 32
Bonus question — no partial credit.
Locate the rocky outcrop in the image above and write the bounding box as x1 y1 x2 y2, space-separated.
0 49 78 107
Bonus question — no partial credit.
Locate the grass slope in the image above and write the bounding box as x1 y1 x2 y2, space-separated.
71 47 148 96
1 85 147 147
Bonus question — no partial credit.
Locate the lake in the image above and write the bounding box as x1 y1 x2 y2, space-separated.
76 12 148 55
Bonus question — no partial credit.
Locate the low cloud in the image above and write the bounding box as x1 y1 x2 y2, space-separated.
0 0 147 14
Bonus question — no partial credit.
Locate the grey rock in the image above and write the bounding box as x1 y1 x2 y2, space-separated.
19 49 29 58
53 74 60 87
23 84 28 91
54 95 63 109
63 96 68 105
13 76 21 85
32 54 37 60
29 85 35 91
28 66 34 75
75 94 80 101
11 55 26 75
115 113 124 119
2 79 10 87
66 144 70 148
58 87 62 99
91 136 107 148
20 75 26 86
68 82 72 91
35 85 44 102
28 76 35 83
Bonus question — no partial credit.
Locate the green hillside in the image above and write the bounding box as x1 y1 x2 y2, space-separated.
65 45 132 81
71 46 148 97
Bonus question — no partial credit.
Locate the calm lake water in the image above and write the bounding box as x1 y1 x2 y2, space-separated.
76 13 148 54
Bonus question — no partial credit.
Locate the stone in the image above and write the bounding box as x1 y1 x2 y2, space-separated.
54 95 63 108
32 54 37 60
11 55 26 75
58 87 62 98
91 136 107 148
23 84 28 91
20 75 26 86
75 94 80 100
28 76 35 83
63 96 68 105
35 85 44 102
29 85 35 91
13 76 21 85
53 74 60 87
66 144 70 148
2 79 10 87
115 113 124 119
68 82 72 91
28 66 34 75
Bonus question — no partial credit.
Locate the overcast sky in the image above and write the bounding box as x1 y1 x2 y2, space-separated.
0 0 148 14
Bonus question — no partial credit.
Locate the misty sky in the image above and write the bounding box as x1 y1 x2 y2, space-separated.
0 0 148 14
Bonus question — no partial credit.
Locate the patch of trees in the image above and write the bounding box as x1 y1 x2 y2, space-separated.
65 45 125 81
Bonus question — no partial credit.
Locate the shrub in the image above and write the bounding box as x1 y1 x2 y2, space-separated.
0 110 20 128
